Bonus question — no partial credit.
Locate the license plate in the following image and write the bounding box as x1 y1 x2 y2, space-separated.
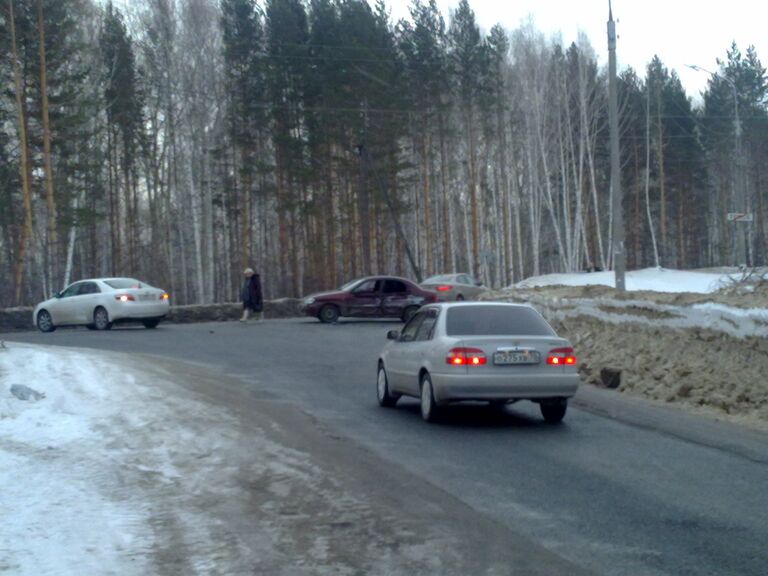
138 294 153 301
493 350 540 365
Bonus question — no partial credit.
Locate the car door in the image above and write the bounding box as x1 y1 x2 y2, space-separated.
72 281 102 324
380 279 409 317
347 279 382 317
386 311 426 393
399 309 440 396
50 282 83 325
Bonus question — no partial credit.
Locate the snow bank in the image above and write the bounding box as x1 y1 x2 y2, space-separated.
512 267 740 294
0 345 153 575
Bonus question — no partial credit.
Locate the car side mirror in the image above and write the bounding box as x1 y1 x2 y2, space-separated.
54 291 62 299
386 330 400 341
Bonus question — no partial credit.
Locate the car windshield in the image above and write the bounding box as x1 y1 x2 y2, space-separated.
423 274 454 283
104 278 144 289
446 305 555 336
340 279 364 291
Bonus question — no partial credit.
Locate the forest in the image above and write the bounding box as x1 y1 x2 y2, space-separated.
1 0 766 306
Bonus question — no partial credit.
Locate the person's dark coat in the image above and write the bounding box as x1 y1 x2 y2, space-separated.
242 274 263 312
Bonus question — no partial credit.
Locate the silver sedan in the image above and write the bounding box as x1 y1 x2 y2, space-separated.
376 302 580 423
420 273 487 301
33 278 170 332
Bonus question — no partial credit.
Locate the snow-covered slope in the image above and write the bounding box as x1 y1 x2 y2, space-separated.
512 267 739 294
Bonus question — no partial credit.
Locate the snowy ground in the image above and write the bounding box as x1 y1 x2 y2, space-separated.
512 266 752 293
490 267 768 428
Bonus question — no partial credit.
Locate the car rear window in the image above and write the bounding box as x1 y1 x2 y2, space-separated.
104 278 143 289
424 274 453 283
446 305 555 336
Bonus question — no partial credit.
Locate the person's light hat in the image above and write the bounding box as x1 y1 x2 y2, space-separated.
243 267 254 275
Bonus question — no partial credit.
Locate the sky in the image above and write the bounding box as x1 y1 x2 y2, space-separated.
386 0 768 98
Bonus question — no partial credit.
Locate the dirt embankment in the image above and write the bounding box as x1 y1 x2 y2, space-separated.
486 284 768 429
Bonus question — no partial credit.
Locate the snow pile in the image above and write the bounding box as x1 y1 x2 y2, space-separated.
0 345 154 575
0 343 260 575
513 267 740 294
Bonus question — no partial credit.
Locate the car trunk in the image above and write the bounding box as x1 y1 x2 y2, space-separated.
450 335 573 375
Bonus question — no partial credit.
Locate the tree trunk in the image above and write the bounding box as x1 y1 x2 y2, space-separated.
37 0 59 289
10 0 36 304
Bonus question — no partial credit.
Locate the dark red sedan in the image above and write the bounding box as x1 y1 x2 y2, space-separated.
301 276 437 323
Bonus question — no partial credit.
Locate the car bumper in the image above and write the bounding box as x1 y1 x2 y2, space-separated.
300 302 322 316
112 302 170 320
430 372 580 402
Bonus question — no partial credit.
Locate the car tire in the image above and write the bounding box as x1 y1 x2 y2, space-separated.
93 307 113 331
36 310 55 333
402 305 419 323
377 364 400 407
318 304 340 324
540 399 568 424
420 373 440 422
142 319 160 329
456 294 465 301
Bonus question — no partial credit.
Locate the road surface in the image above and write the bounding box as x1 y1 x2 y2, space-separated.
4 319 768 576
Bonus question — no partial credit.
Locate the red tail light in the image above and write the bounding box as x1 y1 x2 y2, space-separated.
446 347 487 366
436 285 452 292
547 347 577 366
115 294 135 302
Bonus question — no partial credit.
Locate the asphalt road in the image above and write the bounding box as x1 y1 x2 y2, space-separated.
5 319 768 576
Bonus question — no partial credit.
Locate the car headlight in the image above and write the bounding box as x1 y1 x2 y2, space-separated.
304 297 315 305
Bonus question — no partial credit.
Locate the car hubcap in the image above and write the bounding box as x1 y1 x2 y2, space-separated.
39 314 50 330
96 310 107 327
377 369 386 400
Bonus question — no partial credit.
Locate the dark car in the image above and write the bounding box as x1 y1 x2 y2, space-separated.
301 276 437 323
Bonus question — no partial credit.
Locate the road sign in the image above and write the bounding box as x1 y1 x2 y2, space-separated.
727 212 754 222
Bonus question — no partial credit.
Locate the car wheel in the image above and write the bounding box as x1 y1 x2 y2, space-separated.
540 399 568 424
377 364 400 407
36 310 55 333
142 319 160 329
420 372 440 422
456 294 465 301
93 307 113 331
402 305 419 323
318 304 340 323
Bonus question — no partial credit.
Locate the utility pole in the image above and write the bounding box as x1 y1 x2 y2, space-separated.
608 1 626 291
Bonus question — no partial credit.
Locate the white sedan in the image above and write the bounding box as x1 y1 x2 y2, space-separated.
376 302 580 423
34 278 170 332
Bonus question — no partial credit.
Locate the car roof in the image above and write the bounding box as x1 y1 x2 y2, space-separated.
355 275 416 284
423 301 534 311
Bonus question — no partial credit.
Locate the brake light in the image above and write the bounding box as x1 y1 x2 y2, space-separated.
115 294 135 302
547 347 577 366
446 347 487 366
161 293 170 300
436 285 452 292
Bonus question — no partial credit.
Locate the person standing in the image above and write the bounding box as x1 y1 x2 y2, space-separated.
240 267 263 322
